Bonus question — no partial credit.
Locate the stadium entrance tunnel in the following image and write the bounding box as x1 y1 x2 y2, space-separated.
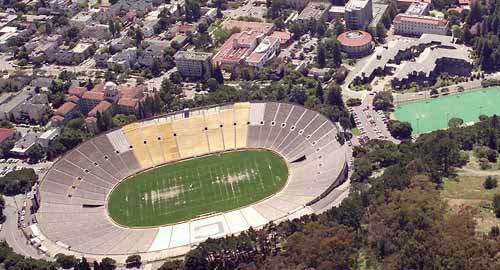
106 150 289 228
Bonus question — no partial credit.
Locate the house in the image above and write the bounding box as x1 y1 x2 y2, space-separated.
107 47 138 70
69 11 93 29
55 43 94 65
139 40 170 67
81 23 112 41
11 93 49 123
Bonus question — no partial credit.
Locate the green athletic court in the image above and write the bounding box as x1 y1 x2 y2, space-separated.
107 150 288 227
394 86 500 134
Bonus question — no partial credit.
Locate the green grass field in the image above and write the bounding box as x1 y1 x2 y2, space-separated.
107 150 288 227
394 86 500 134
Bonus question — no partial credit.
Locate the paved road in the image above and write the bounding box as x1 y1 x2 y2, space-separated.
0 196 47 259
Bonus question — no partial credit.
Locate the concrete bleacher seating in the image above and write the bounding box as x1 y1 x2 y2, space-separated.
203 110 225 152
122 123 154 170
36 102 348 259
220 107 236 150
141 120 166 166
156 119 180 162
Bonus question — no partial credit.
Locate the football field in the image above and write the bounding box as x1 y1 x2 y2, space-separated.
107 150 288 227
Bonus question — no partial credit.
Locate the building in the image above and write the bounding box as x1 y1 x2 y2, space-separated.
296 1 332 27
0 89 49 122
80 82 145 117
345 0 373 29
81 23 111 41
329 6 346 20
391 47 472 88
69 11 93 29
56 42 94 65
393 14 448 36
246 36 281 68
10 132 39 157
174 51 213 78
0 128 16 144
38 127 60 148
405 2 430 16
338 30 373 58
107 47 137 70
352 34 470 86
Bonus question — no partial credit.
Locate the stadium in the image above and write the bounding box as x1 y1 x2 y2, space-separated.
33 102 349 261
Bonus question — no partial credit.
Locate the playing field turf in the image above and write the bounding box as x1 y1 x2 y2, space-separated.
107 150 288 227
394 86 500 134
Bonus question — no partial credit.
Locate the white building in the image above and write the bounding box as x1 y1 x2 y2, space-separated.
393 14 448 36
345 0 373 29
246 36 281 68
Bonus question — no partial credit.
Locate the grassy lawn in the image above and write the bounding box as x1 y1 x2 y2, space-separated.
441 174 500 233
351 128 360 136
108 150 288 227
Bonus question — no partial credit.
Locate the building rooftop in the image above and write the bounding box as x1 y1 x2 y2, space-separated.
394 14 448 27
346 0 371 10
297 1 331 21
174 51 213 62
338 30 373 47
82 91 105 100
88 100 112 117
68 86 87 97
71 43 92 53
0 128 15 144
222 20 273 35
405 2 429 16
54 101 76 116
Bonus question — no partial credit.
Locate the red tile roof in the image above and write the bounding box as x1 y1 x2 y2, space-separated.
65 95 80 103
0 128 15 144
68 86 87 97
394 14 448 27
82 91 105 101
270 31 291 45
50 115 65 123
117 97 138 108
88 100 112 117
337 30 373 47
54 102 77 116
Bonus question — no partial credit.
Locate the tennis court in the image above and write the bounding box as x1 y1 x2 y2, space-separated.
394 86 500 134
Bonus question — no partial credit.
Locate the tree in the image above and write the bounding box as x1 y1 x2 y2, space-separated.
493 194 500 218
448 117 464 128
100 257 116 270
316 82 324 103
55 253 78 269
134 28 144 47
484 176 498 190
75 257 91 270
26 144 45 163
317 43 327 68
373 91 393 111
213 65 224 84
207 78 219 92
387 120 412 139
170 72 183 84
125 255 141 268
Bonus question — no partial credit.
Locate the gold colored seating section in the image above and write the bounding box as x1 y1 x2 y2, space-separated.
172 115 209 158
121 103 251 171
122 123 153 169
141 122 165 166
220 108 236 150
157 122 180 161
234 102 250 148
203 111 225 152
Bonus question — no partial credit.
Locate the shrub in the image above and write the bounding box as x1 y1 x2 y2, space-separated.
484 176 498 190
